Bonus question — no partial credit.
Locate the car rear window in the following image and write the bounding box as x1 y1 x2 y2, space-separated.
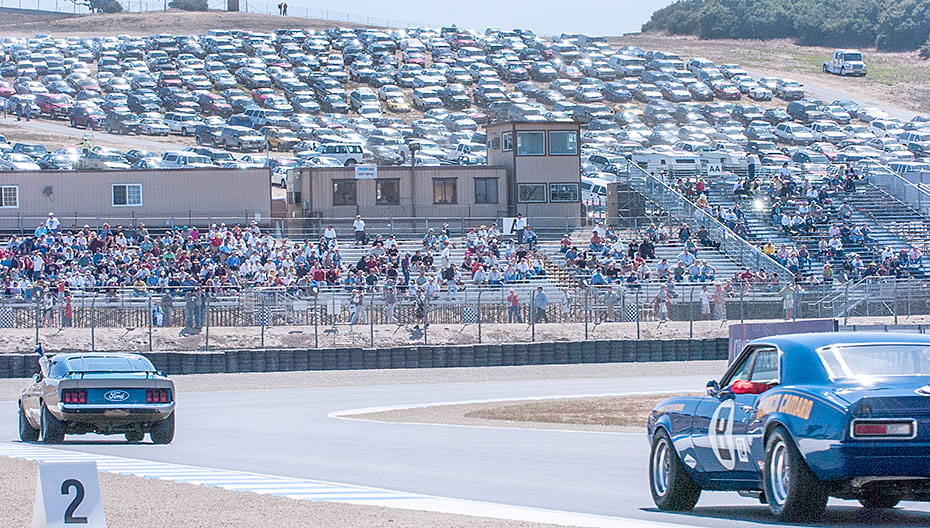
67 356 155 372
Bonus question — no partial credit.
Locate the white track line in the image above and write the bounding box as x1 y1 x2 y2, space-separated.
0 442 691 528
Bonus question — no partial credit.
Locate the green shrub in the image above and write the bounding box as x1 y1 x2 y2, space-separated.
920 36 930 58
101 0 123 13
169 0 209 11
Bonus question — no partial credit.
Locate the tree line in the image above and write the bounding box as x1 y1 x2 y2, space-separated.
642 0 930 53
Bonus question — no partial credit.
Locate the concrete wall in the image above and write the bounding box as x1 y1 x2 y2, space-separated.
0 168 272 230
0 338 729 378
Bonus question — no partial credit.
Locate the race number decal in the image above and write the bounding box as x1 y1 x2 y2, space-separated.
708 399 736 470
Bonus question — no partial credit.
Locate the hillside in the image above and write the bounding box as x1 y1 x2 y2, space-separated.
644 0 930 53
0 9 367 37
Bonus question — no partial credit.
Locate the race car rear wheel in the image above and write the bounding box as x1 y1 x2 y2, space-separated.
858 491 900 509
150 412 175 444
19 403 39 442
649 429 701 511
40 402 65 444
764 427 827 521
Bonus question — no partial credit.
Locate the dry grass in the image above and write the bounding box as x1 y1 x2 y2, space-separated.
614 32 930 114
465 393 697 428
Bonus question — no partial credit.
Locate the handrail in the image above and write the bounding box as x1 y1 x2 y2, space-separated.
619 161 794 279
863 167 930 220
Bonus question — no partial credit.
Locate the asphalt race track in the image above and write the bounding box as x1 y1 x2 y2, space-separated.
3 374 930 527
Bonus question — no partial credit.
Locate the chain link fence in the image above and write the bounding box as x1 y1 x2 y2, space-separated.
4 277 930 353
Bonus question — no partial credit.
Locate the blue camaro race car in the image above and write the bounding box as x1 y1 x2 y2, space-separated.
647 332 930 521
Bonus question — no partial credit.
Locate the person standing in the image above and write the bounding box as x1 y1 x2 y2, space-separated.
507 289 522 323
654 284 670 323
700 285 711 320
282 2 288 15
713 283 726 321
514 213 526 244
384 285 398 324
779 282 796 320
746 152 759 181
61 295 73 328
604 286 618 322
532 286 548 323
42 292 54 326
353 215 366 246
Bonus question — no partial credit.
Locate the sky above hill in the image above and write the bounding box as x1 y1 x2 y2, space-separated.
284 0 676 36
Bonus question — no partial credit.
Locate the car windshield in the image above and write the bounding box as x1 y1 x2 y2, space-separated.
818 344 930 379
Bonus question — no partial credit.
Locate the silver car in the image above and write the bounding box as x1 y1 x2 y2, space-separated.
19 352 175 444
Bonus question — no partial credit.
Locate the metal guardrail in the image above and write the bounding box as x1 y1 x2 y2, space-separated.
620 161 794 280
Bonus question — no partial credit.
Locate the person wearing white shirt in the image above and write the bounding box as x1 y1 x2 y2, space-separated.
353 216 366 246
45 213 60 234
323 225 336 246
514 214 526 243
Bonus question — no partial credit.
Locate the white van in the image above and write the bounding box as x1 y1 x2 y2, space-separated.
161 150 215 169
887 161 930 184
298 142 366 166
581 176 611 203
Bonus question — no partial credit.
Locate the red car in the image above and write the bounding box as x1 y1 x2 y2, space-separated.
35 93 74 119
403 50 426 66
251 87 275 104
713 82 742 100
0 81 14 99
198 93 233 117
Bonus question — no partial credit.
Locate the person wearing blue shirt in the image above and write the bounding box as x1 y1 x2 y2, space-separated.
532 286 548 323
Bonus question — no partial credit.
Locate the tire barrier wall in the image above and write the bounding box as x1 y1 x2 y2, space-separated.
0 338 729 378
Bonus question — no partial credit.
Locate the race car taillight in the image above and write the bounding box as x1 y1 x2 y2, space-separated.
62 389 86 404
146 390 170 403
852 419 916 439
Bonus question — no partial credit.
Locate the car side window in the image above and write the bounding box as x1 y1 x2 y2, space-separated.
749 348 779 383
721 350 756 388
48 360 69 379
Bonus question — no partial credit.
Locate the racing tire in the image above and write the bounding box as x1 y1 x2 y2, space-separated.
649 428 701 511
40 402 65 444
858 492 900 509
150 412 175 444
125 430 145 443
763 427 827 522
19 403 39 442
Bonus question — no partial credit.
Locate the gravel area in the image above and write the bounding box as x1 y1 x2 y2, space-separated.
0 456 571 528
0 360 726 401
348 393 701 434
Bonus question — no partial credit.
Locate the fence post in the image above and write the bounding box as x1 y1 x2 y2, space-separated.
204 296 210 352
90 296 95 353
147 293 153 353
314 295 319 349
635 289 640 340
844 282 849 326
477 289 482 344
689 286 694 339
531 289 536 342
35 296 40 347
369 291 374 349
423 297 428 345
261 296 266 349
894 280 898 326
584 287 589 340
740 287 745 324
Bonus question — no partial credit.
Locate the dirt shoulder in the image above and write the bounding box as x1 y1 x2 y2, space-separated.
349 393 698 434
0 456 571 528
614 32 930 115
